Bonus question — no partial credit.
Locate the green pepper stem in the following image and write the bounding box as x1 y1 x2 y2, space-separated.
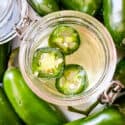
68 100 99 116
8 48 19 68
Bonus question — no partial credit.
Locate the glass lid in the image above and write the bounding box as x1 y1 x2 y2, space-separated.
0 0 12 21
0 0 28 44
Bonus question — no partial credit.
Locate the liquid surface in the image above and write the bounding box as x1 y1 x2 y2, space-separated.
31 24 106 96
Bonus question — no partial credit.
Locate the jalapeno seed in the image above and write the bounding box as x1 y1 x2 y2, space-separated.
32 47 65 78
49 25 80 55
56 64 88 95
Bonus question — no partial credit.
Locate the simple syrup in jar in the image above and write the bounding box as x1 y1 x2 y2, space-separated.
30 23 105 93
19 11 116 106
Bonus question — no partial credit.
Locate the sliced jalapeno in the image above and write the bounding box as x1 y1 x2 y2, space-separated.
56 64 88 95
32 47 64 78
49 25 80 55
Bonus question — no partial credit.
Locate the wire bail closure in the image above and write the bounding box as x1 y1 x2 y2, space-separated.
14 15 38 40
99 81 125 105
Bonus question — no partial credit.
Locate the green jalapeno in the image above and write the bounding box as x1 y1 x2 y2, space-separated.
103 0 125 49
60 0 101 16
49 25 80 55
0 87 23 125
56 64 88 95
64 106 125 125
32 47 64 78
27 0 59 16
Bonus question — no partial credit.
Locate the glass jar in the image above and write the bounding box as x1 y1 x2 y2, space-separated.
0 0 28 84
19 11 117 109
0 0 28 44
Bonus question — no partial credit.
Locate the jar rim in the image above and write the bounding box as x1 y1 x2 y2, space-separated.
19 11 117 106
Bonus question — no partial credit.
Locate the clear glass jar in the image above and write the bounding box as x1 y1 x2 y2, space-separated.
19 11 117 108
0 0 28 44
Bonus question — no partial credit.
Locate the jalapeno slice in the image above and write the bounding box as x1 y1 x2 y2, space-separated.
32 47 64 78
49 25 80 55
56 64 88 95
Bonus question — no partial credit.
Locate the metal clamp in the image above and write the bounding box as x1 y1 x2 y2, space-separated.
99 81 125 105
14 16 38 40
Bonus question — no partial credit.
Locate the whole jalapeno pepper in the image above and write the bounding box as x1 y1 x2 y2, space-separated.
64 106 125 125
60 0 101 16
103 0 125 49
3 48 67 125
0 87 23 125
27 0 59 16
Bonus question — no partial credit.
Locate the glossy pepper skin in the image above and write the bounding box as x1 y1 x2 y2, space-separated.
103 0 125 49
0 87 22 125
0 42 11 82
60 0 101 16
114 58 125 85
3 67 67 125
64 107 125 125
27 0 59 16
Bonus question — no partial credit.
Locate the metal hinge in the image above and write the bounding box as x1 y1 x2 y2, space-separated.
99 80 125 105
14 16 38 40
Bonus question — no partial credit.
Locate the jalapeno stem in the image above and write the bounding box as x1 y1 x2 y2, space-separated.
68 100 99 116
